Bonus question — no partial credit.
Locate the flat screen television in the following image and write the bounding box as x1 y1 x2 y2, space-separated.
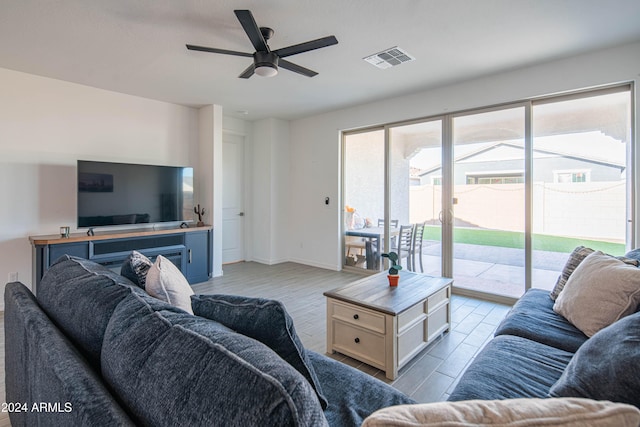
77 160 194 230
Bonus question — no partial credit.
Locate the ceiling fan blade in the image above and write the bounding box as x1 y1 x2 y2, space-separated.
273 36 338 58
234 10 269 52
279 59 318 77
238 63 255 79
186 44 253 57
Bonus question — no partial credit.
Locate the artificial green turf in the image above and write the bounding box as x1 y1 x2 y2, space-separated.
423 225 625 255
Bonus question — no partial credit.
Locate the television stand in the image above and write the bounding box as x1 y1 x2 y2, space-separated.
30 226 213 294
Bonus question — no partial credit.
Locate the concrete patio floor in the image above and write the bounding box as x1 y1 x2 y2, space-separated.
416 242 568 299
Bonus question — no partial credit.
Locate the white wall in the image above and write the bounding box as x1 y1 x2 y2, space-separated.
0 68 200 309
289 41 640 270
250 118 290 265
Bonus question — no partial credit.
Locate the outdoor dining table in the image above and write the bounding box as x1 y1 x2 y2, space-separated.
345 227 399 270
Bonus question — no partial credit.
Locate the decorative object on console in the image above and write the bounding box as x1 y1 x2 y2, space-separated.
59 226 70 238
381 251 402 286
145 255 194 314
194 204 205 227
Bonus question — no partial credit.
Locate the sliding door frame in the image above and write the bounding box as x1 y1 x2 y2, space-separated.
341 83 634 303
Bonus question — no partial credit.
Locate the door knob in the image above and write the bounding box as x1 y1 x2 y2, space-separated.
238 212 245 216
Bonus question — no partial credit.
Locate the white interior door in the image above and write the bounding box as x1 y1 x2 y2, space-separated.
222 133 245 264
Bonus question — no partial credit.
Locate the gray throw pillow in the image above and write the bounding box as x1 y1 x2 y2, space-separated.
120 250 152 289
191 294 329 410
550 246 639 301
549 311 640 408
625 248 640 262
550 246 594 301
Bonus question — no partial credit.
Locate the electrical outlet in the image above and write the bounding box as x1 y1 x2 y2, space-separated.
8 272 18 282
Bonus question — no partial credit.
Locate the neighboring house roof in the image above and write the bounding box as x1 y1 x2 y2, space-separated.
416 131 625 176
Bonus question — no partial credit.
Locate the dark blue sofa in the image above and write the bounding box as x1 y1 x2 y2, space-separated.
5 256 414 427
448 285 640 408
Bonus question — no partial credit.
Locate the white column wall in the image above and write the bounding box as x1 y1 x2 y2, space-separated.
198 105 224 277
251 118 290 265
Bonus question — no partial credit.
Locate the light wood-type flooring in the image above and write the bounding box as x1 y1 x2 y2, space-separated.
1 261 512 426
193 262 512 402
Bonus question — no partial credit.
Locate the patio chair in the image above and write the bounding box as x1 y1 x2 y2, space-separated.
377 218 399 228
394 224 414 271
411 221 427 273
345 237 364 258
377 219 399 251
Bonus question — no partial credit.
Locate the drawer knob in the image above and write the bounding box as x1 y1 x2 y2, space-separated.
353 314 359 320
354 337 360 344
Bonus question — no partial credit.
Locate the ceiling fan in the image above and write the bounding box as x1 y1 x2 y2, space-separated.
186 9 338 78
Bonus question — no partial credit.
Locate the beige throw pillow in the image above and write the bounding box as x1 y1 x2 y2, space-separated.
550 246 594 301
361 398 640 427
553 251 640 337
145 255 194 314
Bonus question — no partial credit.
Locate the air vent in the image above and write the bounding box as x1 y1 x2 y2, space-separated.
364 46 415 69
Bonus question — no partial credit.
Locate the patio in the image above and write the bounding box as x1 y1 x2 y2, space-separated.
416 242 567 299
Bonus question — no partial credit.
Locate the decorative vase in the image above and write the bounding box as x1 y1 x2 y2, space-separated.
388 274 399 287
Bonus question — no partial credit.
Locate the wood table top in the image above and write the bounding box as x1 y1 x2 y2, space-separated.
29 225 212 245
324 270 453 316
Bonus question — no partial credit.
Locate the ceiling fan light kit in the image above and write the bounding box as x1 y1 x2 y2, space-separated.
255 65 278 77
186 9 338 79
254 51 279 77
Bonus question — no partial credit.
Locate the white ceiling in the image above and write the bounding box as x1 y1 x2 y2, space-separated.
2 0 640 121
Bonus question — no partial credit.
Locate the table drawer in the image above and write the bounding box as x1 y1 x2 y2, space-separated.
330 301 386 334
427 302 450 341
398 318 426 366
427 286 449 312
332 321 386 368
398 300 427 332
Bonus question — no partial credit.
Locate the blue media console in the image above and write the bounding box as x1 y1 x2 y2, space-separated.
30 226 212 294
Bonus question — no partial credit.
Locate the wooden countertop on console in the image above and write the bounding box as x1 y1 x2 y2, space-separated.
29 225 212 245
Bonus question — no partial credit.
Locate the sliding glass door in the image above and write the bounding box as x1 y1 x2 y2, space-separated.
389 119 443 276
452 106 526 298
342 85 633 300
531 88 632 289
343 129 385 270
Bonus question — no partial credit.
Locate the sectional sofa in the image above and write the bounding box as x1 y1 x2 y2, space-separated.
5 255 414 426
6 247 640 426
364 247 640 425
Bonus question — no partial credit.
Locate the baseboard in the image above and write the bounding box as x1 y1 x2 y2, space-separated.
452 287 518 306
287 257 341 271
250 256 288 266
247 255 341 271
